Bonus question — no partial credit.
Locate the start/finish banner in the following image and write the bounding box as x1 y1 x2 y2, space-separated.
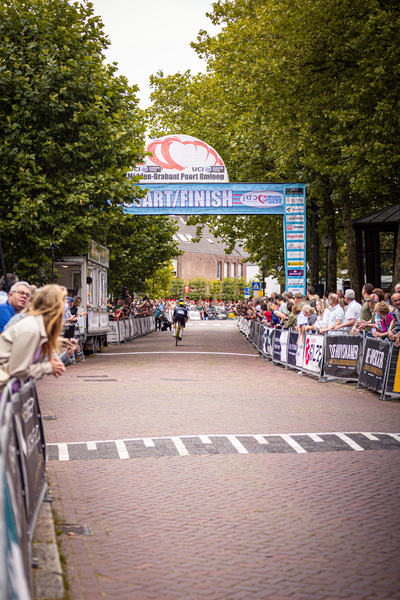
125 182 307 294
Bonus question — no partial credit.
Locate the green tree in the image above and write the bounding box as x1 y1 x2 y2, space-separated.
187 277 208 302
209 279 222 301
0 0 146 283
221 277 239 301
169 278 185 300
144 262 175 299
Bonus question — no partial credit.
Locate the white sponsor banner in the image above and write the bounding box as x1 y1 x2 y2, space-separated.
286 206 304 214
296 336 305 368
304 334 325 374
287 252 305 259
289 287 304 294
287 233 304 240
286 197 305 204
288 278 305 286
287 242 305 249
287 215 305 222
286 224 304 231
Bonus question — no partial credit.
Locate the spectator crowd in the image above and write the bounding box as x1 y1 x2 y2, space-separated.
235 284 400 346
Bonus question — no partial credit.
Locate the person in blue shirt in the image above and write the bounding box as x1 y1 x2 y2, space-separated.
0 281 31 333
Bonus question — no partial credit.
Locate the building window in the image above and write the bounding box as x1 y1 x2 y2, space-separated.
232 263 236 278
238 263 242 277
217 262 221 279
224 262 229 277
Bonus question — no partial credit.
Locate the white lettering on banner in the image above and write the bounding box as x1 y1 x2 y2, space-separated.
165 190 173 207
142 191 152 208
304 335 324 373
365 347 385 369
153 191 163 207
222 190 232 207
26 423 41 458
172 190 180 208
180 190 188 207
329 344 359 360
22 396 35 424
206 191 211 208
211 190 221 207
194 191 204 207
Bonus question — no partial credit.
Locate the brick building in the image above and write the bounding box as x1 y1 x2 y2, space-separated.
171 217 248 281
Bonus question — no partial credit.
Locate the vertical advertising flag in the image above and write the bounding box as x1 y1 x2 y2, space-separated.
283 186 307 296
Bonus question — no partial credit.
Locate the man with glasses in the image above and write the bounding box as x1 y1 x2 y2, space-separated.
0 281 31 333
388 292 400 346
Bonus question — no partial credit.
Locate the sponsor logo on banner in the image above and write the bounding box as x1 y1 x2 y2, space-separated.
288 261 304 267
287 233 304 240
287 252 304 259
286 224 304 231
286 206 304 214
323 336 362 379
286 215 305 222
285 188 303 195
287 242 305 249
358 338 391 393
289 287 304 294
286 197 305 205
239 191 284 208
288 278 304 286
304 335 324 374
288 269 304 277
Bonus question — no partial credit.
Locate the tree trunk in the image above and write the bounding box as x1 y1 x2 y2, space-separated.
392 214 400 292
322 180 337 292
341 192 360 301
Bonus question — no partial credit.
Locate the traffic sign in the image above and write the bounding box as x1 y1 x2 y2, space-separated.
244 287 250 298
251 282 261 291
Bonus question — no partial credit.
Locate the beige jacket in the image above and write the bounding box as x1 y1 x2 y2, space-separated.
0 314 53 392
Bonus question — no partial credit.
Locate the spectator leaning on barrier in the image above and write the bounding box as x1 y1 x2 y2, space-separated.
0 281 32 333
320 294 344 334
371 301 395 339
388 292 400 346
283 303 298 329
334 289 361 331
360 283 374 321
314 299 331 331
353 294 379 334
0 284 66 394
0 273 19 304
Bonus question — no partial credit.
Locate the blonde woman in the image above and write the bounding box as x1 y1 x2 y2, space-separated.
314 299 331 331
0 284 66 394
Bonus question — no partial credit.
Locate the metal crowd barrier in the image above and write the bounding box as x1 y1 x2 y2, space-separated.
0 377 47 599
237 316 400 398
107 315 156 344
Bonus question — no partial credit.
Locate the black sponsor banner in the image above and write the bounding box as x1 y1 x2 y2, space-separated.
358 338 390 393
12 379 46 531
273 330 282 361
323 335 362 380
287 332 299 367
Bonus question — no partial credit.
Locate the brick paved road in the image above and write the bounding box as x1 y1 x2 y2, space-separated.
38 322 400 600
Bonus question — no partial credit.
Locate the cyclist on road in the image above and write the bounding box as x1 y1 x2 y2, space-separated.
172 299 188 340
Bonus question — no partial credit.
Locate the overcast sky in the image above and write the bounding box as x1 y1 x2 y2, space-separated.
89 0 221 109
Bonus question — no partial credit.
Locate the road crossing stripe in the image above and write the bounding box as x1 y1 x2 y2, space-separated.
226 435 248 454
143 438 155 447
115 439 129 459
387 433 400 443
86 441 97 450
308 434 324 443
280 434 307 454
198 435 212 444
99 351 259 357
361 432 380 441
336 433 364 451
253 435 269 445
58 443 69 461
171 436 189 456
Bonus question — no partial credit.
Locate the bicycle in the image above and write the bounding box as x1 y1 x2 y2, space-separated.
175 322 181 346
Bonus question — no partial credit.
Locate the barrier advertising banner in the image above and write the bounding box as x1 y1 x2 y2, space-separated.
273 330 289 363
304 334 325 374
323 335 362 380
358 338 391 393
287 332 299 368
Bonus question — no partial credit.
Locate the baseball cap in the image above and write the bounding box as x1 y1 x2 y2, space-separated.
66 296 75 303
366 294 379 303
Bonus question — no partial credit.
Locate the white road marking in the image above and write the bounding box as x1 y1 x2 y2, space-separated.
198 435 212 444
226 435 248 454
115 439 129 459
171 437 189 456
58 443 69 461
387 433 400 443
253 435 269 445
336 433 364 451
308 433 324 443
143 438 155 447
280 434 307 454
361 432 380 441
86 441 97 451
98 351 259 357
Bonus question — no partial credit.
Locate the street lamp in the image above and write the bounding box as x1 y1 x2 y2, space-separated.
260 253 268 296
321 235 333 292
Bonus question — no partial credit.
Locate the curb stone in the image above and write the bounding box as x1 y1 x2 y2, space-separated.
32 502 65 600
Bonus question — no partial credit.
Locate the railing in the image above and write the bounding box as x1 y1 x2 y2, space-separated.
107 315 156 344
238 317 400 400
